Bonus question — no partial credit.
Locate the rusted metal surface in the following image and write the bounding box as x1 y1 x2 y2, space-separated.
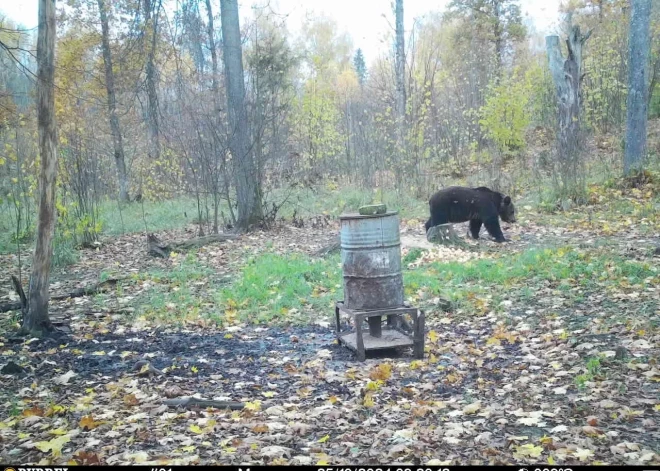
340 211 404 311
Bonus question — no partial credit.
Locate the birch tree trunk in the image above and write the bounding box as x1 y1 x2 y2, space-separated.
23 0 57 336
220 0 262 230
624 0 651 176
98 0 130 202
395 0 406 163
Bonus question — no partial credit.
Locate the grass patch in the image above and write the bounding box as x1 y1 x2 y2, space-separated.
271 185 427 220
405 246 658 314
216 252 342 324
98 197 200 236
123 251 342 326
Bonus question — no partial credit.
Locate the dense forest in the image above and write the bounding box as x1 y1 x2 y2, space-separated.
0 0 659 466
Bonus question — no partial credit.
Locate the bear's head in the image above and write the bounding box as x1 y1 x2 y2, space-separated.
499 196 516 223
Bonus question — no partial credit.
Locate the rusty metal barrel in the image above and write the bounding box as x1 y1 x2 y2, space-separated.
340 211 404 312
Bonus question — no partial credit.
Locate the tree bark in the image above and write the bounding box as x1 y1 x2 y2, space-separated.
624 0 651 176
220 0 262 230
97 0 130 203
143 0 161 163
493 0 504 77
546 24 591 199
23 0 57 336
395 0 406 153
204 0 231 234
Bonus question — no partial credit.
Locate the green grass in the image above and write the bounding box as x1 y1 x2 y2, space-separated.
124 243 657 328
404 246 658 314
216 252 342 324
269 185 428 220
117 251 342 326
98 197 201 235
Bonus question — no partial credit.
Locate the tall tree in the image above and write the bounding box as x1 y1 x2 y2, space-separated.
624 0 652 176
448 0 525 76
220 0 262 230
97 0 130 202
143 0 161 163
353 48 367 86
24 0 57 336
395 0 406 155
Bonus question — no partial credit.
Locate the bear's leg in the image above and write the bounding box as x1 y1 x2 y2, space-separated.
426 206 449 232
483 216 506 242
469 219 482 239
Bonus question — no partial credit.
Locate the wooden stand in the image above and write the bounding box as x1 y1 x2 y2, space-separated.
335 301 425 361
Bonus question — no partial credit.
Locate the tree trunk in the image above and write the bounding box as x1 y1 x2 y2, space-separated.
143 0 161 162
395 0 406 154
220 0 262 230
546 24 591 200
23 0 57 336
98 0 130 203
493 0 504 77
204 0 228 234
624 0 651 176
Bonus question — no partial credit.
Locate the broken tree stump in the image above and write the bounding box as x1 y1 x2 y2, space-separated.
426 223 467 248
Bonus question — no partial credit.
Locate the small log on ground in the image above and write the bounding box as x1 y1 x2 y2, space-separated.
148 233 238 258
1 278 121 314
162 396 244 410
426 223 467 248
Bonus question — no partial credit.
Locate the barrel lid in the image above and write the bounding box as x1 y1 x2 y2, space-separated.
339 211 398 220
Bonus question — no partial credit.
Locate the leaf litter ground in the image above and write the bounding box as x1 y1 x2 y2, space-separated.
1 203 659 466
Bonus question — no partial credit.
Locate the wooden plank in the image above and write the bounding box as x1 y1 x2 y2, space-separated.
339 330 414 351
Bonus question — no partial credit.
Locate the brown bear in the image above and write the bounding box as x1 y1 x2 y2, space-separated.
424 186 516 242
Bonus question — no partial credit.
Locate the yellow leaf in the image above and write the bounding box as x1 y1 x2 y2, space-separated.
366 380 382 391
363 393 375 407
22 406 44 417
574 448 594 461
515 443 543 458
410 360 424 370
49 428 68 436
429 330 438 343
35 435 70 457
224 333 233 339
318 434 330 443
369 363 392 381
79 415 102 430
262 391 276 398
189 424 204 434
463 401 481 414
244 400 262 411
191 366 198 373
548 455 556 465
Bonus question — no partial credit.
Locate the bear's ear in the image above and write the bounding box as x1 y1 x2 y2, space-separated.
503 196 511 205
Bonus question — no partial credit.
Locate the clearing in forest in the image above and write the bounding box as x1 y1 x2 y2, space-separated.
0 185 659 466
